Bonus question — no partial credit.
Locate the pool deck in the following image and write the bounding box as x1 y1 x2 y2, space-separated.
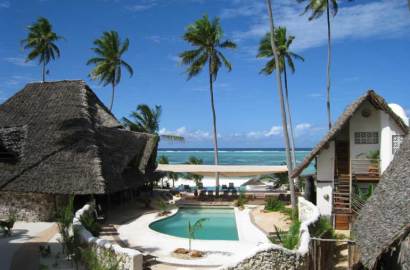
117 206 271 267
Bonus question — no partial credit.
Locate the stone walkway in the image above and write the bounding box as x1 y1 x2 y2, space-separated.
10 223 58 270
0 222 56 270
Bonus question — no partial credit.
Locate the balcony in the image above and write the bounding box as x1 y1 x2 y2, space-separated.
351 159 380 182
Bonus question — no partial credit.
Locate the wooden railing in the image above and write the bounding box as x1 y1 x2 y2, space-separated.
351 159 380 181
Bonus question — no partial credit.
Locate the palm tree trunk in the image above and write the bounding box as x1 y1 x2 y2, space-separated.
110 82 115 112
42 61 46 82
208 59 220 196
326 0 332 130
265 0 297 215
283 66 299 188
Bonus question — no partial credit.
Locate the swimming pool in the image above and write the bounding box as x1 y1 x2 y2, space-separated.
149 207 239 241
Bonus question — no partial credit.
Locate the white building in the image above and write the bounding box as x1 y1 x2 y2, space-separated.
292 90 409 229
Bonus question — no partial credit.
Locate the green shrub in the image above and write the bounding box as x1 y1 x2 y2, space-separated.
265 197 285 212
56 196 75 256
80 211 101 237
272 220 301 250
234 192 248 208
310 217 335 238
0 211 16 236
81 246 122 270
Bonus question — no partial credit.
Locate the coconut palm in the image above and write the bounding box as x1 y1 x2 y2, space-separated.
87 31 133 111
179 15 236 195
21 17 63 82
122 104 184 142
297 0 341 129
257 27 304 185
265 0 297 215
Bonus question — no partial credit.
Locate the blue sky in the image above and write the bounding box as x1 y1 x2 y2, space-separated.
0 0 409 148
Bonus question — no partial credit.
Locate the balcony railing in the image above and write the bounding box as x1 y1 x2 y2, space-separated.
351 159 380 181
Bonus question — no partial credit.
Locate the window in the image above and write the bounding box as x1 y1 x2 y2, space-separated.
392 135 404 154
354 132 379 144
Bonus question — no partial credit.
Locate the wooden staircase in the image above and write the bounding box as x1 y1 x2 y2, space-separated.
333 174 351 230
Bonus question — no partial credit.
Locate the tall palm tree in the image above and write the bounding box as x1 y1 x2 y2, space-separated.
297 0 340 130
179 15 236 196
265 0 297 215
21 17 63 82
122 104 184 142
87 31 133 111
257 27 304 186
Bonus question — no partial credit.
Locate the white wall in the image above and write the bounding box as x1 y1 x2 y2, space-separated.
380 112 405 172
349 101 380 160
316 141 335 216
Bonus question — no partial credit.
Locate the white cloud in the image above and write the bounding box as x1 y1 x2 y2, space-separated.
4 57 35 67
246 126 282 139
5 75 34 86
126 0 156 12
295 123 312 131
226 0 410 51
159 126 213 141
0 1 10 8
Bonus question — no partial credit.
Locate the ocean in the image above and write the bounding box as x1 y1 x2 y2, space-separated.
157 148 315 175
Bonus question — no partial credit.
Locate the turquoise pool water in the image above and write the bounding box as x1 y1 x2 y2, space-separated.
149 208 239 241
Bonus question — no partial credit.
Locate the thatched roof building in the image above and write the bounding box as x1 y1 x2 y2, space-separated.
291 90 408 178
353 133 410 269
0 80 158 195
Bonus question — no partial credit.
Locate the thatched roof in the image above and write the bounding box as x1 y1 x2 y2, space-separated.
353 133 410 269
0 80 158 195
291 90 409 178
240 178 266 186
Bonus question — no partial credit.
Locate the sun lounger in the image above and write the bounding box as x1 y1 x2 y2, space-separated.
228 183 235 190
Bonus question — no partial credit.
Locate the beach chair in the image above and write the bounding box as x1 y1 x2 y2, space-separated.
223 189 229 199
199 189 206 199
207 190 214 198
183 185 191 192
228 183 235 190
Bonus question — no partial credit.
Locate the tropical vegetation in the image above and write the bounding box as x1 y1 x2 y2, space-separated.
184 156 204 188
158 155 180 188
122 104 184 142
297 0 342 129
187 218 208 252
21 17 63 82
87 31 133 111
272 220 301 250
257 27 304 186
264 0 298 218
180 15 236 195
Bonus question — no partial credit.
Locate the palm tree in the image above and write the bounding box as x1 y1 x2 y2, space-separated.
265 0 297 215
185 156 204 188
87 31 133 111
122 104 184 142
21 17 63 82
179 15 236 195
257 27 304 186
297 0 340 130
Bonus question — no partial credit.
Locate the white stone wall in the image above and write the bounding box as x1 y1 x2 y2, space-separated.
0 191 55 221
380 112 405 173
221 197 320 270
73 204 143 270
316 141 335 217
349 101 381 160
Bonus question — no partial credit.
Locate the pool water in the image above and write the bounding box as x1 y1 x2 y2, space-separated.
149 208 239 241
